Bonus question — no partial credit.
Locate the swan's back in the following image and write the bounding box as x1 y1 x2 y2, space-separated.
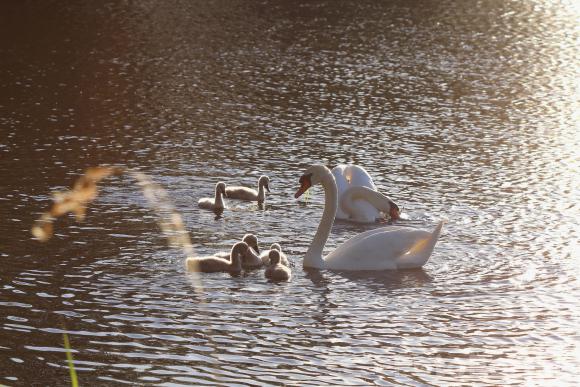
324 224 441 270
198 198 216 209
343 165 376 190
225 186 258 200
186 256 236 272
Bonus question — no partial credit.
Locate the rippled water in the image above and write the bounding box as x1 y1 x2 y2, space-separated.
1 0 579 385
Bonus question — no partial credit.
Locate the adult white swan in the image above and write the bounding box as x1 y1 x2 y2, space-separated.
295 164 444 270
332 164 400 223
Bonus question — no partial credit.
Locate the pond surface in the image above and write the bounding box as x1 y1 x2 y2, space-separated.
1 0 579 385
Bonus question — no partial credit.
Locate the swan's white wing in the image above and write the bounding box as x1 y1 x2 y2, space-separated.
324 227 433 270
331 165 350 194
343 165 377 190
331 165 350 219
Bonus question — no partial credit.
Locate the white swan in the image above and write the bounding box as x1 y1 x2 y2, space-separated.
260 243 289 267
265 250 292 282
215 234 263 269
294 164 444 270
198 182 226 212
331 164 400 223
225 175 270 204
185 241 247 273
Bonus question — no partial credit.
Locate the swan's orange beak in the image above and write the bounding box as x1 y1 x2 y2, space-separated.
294 174 312 199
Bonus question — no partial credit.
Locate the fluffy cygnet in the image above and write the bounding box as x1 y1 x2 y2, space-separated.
260 243 289 266
185 241 247 273
225 175 270 204
198 182 226 212
216 233 263 269
264 250 292 282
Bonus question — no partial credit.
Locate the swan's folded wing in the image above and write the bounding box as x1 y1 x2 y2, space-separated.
344 165 377 190
325 227 432 270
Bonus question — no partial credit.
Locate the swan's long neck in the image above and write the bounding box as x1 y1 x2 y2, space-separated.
304 171 337 269
257 182 265 203
215 188 224 208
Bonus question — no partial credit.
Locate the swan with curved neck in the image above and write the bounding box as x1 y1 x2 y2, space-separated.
225 175 271 204
295 164 443 270
198 182 227 212
185 241 248 273
332 164 400 223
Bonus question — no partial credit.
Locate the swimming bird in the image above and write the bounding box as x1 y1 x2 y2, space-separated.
331 164 401 223
260 243 289 266
185 241 248 273
225 175 271 204
264 250 292 282
295 164 444 270
215 234 263 269
198 182 226 212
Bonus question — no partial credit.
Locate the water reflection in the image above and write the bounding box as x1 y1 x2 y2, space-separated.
1 0 579 385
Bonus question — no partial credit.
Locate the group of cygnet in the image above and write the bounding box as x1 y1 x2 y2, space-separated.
198 175 271 212
192 175 291 281
185 233 291 282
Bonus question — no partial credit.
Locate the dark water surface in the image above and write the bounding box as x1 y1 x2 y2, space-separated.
1 1 579 385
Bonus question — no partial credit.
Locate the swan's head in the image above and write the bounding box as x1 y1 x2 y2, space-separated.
258 175 271 193
294 164 328 198
242 233 260 254
215 182 226 196
269 249 281 265
270 243 281 252
388 199 401 220
231 241 249 266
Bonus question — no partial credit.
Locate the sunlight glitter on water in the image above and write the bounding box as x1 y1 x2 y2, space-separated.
1 0 579 385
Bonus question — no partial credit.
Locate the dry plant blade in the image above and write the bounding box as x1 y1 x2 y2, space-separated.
31 166 125 241
31 166 203 294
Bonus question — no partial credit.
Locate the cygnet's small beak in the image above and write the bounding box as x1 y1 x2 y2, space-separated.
254 244 260 254
265 184 271 193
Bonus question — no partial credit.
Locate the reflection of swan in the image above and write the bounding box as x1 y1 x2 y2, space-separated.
332 165 400 223
265 250 292 282
260 243 290 267
198 182 226 212
185 241 247 273
225 175 270 204
295 164 443 270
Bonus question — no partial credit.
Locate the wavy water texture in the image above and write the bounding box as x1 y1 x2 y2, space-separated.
0 0 578 385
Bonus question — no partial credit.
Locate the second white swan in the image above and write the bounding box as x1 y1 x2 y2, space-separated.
331 164 400 223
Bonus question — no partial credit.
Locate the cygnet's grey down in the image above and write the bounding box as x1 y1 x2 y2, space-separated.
265 250 292 282
216 234 263 269
260 243 289 266
198 182 227 211
225 175 270 204
185 241 248 273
